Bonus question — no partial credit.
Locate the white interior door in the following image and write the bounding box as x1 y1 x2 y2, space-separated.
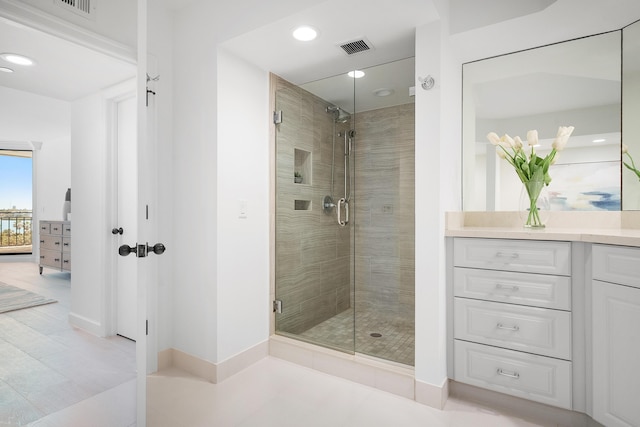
116 95 138 341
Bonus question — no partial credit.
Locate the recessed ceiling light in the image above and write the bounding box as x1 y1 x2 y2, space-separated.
0 53 35 66
592 138 606 143
373 88 394 97
347 70 365 78
0 67 14 73
292 26 318 41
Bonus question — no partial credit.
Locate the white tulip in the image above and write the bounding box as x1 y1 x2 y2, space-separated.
496 146 506 159
513 136 524 149
526 130 538 147
551 126 575 151
623 143 629 154
501 134 515 148
487 132 501 146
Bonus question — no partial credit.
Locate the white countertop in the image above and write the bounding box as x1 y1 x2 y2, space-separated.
445 211 640 247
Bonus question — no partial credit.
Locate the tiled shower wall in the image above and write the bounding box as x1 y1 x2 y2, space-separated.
274 76 352 336
354 103 415 332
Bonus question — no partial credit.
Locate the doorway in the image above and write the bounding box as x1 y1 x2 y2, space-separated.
0 150 33 256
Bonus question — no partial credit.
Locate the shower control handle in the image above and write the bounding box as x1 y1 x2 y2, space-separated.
337 198 349 227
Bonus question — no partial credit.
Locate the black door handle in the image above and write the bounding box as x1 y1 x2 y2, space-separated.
112 227 124 235
148 243 166 255
118 243 166 257
119 244 137 256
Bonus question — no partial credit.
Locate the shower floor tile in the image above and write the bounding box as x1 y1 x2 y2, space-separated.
299 308 415 366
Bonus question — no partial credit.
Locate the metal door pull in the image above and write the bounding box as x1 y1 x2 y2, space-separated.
497 368 520 379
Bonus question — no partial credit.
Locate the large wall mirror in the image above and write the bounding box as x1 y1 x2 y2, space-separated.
623 19 640 209
463 30 624 211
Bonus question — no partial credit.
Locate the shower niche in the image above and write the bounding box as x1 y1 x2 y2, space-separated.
294 148 311 185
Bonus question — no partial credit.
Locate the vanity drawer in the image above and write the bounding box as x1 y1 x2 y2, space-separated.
593 244 640 289
63 223 71 236
454 340 572 409
453 238 570 275
454 267 571 310
454 298 572 360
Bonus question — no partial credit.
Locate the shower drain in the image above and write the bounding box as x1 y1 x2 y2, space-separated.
370 333 382 338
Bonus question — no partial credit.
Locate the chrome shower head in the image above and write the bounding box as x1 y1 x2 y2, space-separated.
326 105 350 123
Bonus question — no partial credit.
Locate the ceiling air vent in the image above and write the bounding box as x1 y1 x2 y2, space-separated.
54 0 95 19
338 37 374 56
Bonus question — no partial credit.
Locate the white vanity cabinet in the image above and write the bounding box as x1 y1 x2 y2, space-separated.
592 244 640 427
451 238 573 409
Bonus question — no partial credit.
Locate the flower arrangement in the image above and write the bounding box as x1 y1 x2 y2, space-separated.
623 144 640 181
487 126 575 228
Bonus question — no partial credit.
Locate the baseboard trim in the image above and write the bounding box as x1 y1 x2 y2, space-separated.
68 312 102 336
157 340 269 384
415 377 449 409
449 380 597 427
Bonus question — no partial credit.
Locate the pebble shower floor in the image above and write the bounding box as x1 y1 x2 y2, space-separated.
299 307 415 366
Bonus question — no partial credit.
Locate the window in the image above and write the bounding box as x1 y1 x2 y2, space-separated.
0 150 33 255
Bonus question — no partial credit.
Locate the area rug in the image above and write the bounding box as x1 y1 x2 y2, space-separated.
0 282 57 314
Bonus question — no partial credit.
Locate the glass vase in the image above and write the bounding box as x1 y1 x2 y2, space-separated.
520 179 549 228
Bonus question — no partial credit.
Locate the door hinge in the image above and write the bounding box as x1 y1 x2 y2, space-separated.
273 110 283 124
146 319 149 336
273 299 282 313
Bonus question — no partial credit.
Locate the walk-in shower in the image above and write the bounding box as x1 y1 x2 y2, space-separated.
274 58 415 366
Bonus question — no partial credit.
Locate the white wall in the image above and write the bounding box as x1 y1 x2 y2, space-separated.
414 0 461 390
216 48 270 361
170 0 326 364
69 93 107 334
37 136 71 221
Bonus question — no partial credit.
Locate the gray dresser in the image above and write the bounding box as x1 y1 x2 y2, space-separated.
39 220 71 274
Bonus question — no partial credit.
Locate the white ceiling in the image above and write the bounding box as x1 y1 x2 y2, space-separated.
0 15 135 101
220 0 438 86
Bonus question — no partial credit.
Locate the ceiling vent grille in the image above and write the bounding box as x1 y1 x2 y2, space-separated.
55 0 94 19
338 38 373 56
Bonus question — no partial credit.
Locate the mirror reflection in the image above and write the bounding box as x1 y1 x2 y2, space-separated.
623 20 640 209
463 31 622 212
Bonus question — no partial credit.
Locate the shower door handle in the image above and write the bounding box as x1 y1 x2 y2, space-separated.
337 198 348 227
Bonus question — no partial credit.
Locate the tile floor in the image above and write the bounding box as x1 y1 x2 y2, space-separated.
147 357 549 427
0 261 136 427
2 261 551 426
299 307 415 366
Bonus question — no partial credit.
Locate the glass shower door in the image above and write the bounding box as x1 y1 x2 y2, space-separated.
273 78 355 354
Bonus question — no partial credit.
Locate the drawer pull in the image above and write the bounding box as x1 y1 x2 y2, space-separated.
496 283 519 292
495 252 519 259
497 368 520 379
497 323 520 332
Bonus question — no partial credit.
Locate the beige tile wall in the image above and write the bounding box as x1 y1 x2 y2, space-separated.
354 103 415 333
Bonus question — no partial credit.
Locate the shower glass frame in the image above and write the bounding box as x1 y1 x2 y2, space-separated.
273 58 416 366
